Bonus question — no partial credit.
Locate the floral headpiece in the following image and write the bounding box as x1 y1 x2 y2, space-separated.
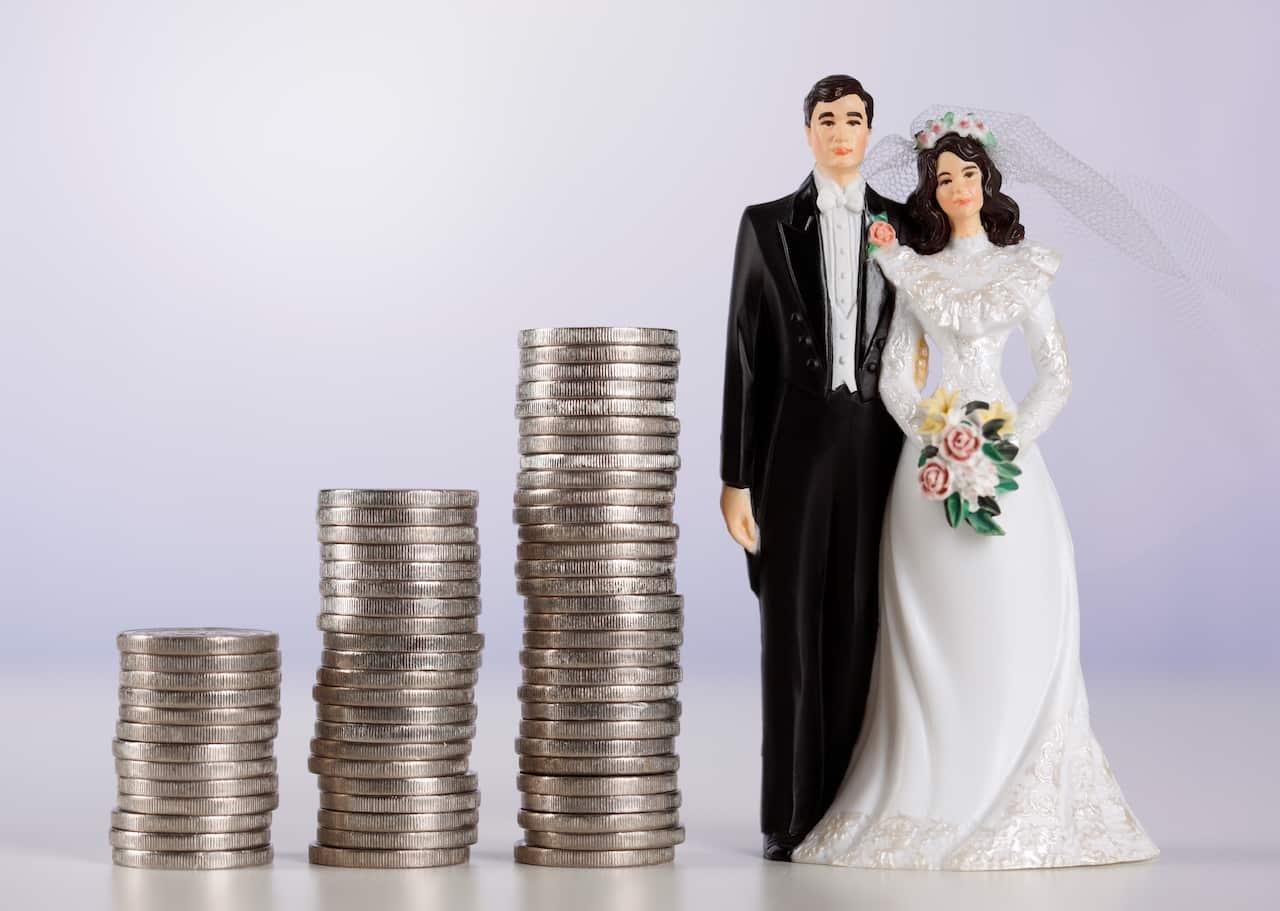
914 112 997 152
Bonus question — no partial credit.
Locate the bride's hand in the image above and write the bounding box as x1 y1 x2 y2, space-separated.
720 485 759 553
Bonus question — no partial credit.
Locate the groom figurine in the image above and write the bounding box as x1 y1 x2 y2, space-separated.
720 75 919 861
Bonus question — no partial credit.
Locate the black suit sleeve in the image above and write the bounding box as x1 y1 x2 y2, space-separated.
721 209 763 489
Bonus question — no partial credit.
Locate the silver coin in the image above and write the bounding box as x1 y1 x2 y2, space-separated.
118 652 281 673
109 828 272 852
320 543 480 562
522 629 682 649
112 846 273 870
520 433 679 455
315 827 477 850
517 684 680 703
519 647 679 668
518 523 678 544
515 399 675 419
522 611 681 631
308 844 468 868
515 737 675 758
517 755 679 776
117 628 278 656
116 793 279 815
519 416 680 436
114 757 278 782
115 721 278 744
518 363 679 383
318 489 478 509
523 594 683 614
520 453 680 472
519 345 680 367
315 667 479 689
321 631 484 653
517 380 676 401
514 487 674 507
514 506 674 526
111 809 274 834
117 704 282 726
521 701 680 722
117 686 280 709
316 506 477 527
119 670 282 691
317 809 479 832
320 649 482 672
515 471 674 491
117 775 279 798
320 561 480 582
517 577 677 597
316 777 479 799
513 842 674 867
517 542 676 561
313 721 476 744
306 756 470 779
313 685 475 707
321 596 481 618
317 615 478 635
522 828 685 851
516 809 679 834
310 739 472 762
112 739 274 763
521 792 681 814
519 328 678 348
521 665 681 685
318 525 478 545
518 719 680 740
321 579 480 599
315 704 477 725
515 558 673 579
517 773 678 797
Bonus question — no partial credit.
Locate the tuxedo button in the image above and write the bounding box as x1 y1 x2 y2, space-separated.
806 358 820 371
789 312 804 323
802 336 814 347
838 355 847 365
876 338 886 350
866 361 879 372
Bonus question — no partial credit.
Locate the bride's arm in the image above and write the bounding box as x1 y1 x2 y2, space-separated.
880 302 927 439
1015 289 1072 446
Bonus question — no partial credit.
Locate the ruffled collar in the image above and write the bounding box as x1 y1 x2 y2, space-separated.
946 232 992 257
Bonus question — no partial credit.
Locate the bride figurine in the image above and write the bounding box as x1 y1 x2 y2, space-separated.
791 113 1160 870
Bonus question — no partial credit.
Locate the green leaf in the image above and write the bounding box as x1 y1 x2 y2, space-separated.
996 461 1022 478
982 442 1005 463
982 419 1005 439
995 479 1019 493
942 111 955 128
965 400 990 415
995 441 1019 461
977 496 1001 516
870 211 889 223
965 510 1006 536
945 493 962 528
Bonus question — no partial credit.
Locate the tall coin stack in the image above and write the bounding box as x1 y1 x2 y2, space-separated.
309 489 484 869
512 327 685 868
111 628 281 870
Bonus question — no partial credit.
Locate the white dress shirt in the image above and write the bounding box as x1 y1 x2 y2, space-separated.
813 167 865 392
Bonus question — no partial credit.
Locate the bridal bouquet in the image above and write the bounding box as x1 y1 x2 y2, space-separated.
915 389 1021 536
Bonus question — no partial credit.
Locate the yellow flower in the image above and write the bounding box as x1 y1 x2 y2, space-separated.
918 387 957 436
975 400 1016 434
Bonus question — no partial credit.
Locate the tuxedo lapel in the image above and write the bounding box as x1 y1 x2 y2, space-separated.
778 175 828 348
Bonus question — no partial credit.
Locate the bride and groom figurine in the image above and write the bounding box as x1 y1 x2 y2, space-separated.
719 74 1160 869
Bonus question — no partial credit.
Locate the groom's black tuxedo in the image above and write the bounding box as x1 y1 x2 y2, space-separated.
721 173 907 842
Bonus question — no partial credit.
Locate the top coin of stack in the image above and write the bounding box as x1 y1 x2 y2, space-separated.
513 328 685 868
310 489 484 869
112 628 281 870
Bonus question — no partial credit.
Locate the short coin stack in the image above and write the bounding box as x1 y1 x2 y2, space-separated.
309 489 483 868
111 628 281 870
512 327 685 868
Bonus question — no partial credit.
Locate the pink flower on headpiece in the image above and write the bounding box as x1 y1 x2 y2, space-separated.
916 131 927 144
932 124 942 134
975 121 984 129
958 119 970 128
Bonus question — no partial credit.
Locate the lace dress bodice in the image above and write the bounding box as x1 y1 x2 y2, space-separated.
874 235 1070 447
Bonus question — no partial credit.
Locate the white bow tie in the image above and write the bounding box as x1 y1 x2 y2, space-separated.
816 184 864 216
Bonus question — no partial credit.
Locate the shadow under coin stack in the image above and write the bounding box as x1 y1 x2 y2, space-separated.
309 489 483 868
512 327 685 868
111 628 281 870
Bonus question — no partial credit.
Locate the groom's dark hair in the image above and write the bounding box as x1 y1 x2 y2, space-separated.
804 75 874 127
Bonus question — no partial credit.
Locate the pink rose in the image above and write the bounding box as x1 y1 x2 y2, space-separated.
942 423 981 462
919 459 951 500
932 124 942 134
959 119 970 128
868 221 896 247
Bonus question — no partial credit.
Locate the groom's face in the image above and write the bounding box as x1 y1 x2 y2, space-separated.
805 93 871 177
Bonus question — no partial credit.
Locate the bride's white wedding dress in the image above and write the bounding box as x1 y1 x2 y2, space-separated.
791 234 1159 870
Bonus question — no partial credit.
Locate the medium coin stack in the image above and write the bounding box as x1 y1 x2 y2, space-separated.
111 628 281 870
309 489 483 868
512 327 685 868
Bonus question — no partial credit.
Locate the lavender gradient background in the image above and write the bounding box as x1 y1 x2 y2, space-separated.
0 0 1274 680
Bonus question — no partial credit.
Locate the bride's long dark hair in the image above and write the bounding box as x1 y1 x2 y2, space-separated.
903 133 1025 254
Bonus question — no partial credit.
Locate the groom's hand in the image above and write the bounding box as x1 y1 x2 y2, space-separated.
720 484 759 553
